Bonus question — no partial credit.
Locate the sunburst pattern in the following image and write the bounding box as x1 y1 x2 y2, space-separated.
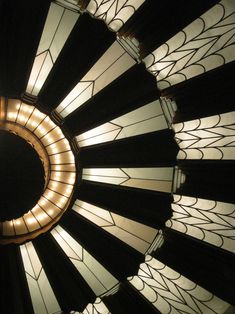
0 0 235 313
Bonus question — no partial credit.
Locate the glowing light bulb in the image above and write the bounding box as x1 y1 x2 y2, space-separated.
65 187 72 194
54 172 61 181
47 191 54 198
30 120 37 127
48 209 54 216
27 218 35 224
68 177 75 184
40 199 46 206
38 213 47 221
8 112 15 119
51 181 58 189
18 114 25 122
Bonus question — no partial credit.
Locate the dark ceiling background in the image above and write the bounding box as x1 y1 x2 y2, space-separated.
0 130 45 221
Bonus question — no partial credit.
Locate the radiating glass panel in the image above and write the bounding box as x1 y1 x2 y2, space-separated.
70 297 110 313
129 255 233 314
166 194 235 253
20 242 61 314
86 0 145 31
51 225 119 296
56 40 136 117
26 2 79 95
83 167 174 193
55 0 81 11
144 0 235 89
82 298 110 314
174 111 235 160
73 199 159 254
76 99 168 147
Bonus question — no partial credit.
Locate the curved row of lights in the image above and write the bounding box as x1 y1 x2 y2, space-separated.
0 97 76 244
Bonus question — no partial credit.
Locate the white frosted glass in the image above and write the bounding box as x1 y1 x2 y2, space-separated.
27 2 79 95
83 168 127 177
26 274 48 314
73 206 110 227
83 167 173 191
86 0 145 31
53 225 83 259
103 225 150 253
25 242 42 278
38 270 61 313
59 83 94 117
21 243 61 314
168 195 235 253
122 167 173 180
76 99 168 147
73 260 107 295
75 200 113 224
51 226 118 296
20 245 35 278
83 42 125 81
83 250 118 290
116 115 167 139
112 213 157 241
144 0 235 89
112 100 163 126
51 229 81 260
174 112 235 160
57 41 135 117
83 174 127 185
82 298 110 314
78 129 121 147
38 3 64 54
129 255 232 314
93 52 135 95
122 178 172 192
32 53 53 95
27 52 47 94
73 200 158 254
50 9 78 61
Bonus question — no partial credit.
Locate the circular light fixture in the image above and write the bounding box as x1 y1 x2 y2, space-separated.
0 97 77 244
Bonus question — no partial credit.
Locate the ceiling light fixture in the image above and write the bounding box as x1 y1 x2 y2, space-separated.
0 97 77 244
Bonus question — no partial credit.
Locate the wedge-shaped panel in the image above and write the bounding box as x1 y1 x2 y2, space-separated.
144 0 235 89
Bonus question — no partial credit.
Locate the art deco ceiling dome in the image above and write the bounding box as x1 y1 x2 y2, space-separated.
0 0 235 313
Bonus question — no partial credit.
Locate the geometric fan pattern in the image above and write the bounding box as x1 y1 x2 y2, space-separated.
167 195 235 253
144 0 235 90
51 225 119 296
56 40 136 118
85 0 145 31
26 3 79 96
1 0 235 313
174 111 235 160
76 99 168 147
20 242 61 314
129 255 232 314
82 167 174 193
73 199 159 254
72 298 110 314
